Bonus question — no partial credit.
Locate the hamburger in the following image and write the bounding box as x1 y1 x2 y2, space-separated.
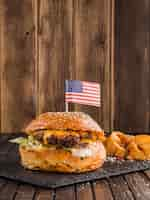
10 112 106 173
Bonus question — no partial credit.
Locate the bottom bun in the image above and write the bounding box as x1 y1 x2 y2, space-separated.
19 142 106 173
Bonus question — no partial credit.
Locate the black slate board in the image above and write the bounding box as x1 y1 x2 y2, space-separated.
0 134 150 188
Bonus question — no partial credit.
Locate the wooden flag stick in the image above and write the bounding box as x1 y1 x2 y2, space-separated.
65 80 69 112
65 101 69 112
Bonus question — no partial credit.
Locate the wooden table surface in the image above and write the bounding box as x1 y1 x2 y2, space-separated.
0 169 150 199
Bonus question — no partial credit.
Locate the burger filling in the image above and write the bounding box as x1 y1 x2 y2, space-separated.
10 130 105 158
33 130 105 147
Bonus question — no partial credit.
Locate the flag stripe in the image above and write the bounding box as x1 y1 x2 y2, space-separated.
66 98 100 104
65 92 100 98
82 89 100 95
82 86 100 92
66 99 100 107
82 86 100 90
65 97 100 102
82 81 100 86
82 84 100 88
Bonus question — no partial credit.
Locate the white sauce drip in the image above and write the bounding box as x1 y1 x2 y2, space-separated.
71 147 93 157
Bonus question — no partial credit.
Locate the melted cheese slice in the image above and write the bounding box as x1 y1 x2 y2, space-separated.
43 130 105 145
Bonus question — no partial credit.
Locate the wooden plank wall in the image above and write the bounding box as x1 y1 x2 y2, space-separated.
0 0 149 133
115 0 150 133
0 0 113 133
0 0 36 132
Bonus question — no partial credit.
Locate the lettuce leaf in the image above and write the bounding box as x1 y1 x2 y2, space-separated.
9 137 28 145
9 136 42 148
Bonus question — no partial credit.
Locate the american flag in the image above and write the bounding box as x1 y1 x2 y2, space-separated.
65 80 101 107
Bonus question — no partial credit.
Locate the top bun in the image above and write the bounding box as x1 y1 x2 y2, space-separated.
25 112 103 133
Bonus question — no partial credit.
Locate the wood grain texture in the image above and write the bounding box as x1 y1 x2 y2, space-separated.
0 181 18 200
34 189 53 200
0 0 113 133
14 184 35 200
55 186 75 200
0 0 36 132
76 182 93 200
0 1 4 132
115 0 150 132
72 0 113 131
1 0 149 133
92 180 113 200
125 172 150 200
38 0 72 114
144 169 150 179
0 178 7 190
1 172 150 200
109 176 134 200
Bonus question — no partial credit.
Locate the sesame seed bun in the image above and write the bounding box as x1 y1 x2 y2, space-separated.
19 141 106 173
25 112 103 134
